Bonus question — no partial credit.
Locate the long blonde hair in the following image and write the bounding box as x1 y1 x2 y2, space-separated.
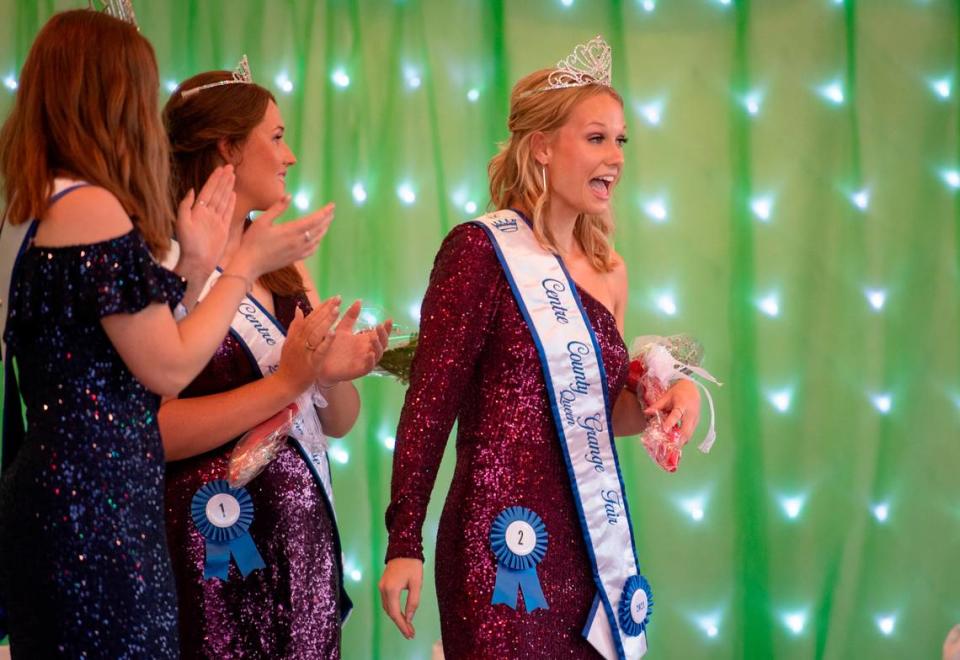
488 68 623 272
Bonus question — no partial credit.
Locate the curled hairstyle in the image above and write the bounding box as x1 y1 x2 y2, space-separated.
0 9 174 257
163 72 303 296
488 69 623 272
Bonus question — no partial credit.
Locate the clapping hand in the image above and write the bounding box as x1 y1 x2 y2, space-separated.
175 165 236 276
314 301 392 387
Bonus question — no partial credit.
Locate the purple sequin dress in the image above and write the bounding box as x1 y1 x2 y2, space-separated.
386 223 629 658
0 227 184 658
164 293 347 660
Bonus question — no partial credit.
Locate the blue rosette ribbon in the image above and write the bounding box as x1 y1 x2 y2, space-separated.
618 574 654 637
190 480 265 580
489 506 549 612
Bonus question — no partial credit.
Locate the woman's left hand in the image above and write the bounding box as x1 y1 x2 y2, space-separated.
314 300 392 386
644 379 701 444
175 165 236 277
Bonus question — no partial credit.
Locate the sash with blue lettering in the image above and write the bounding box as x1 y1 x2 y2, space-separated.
471 211 652 659
195 268 353 621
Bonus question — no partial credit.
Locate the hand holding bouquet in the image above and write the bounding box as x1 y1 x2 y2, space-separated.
627 335 721 473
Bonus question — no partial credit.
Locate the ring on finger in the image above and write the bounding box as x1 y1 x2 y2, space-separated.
304 229 312 243
305 340 317 351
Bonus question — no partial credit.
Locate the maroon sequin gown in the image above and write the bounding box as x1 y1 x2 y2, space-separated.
164 293 347 659
386 223 629 658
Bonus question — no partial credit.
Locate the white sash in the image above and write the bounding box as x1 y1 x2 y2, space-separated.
197 270 336 512
471 211 648 659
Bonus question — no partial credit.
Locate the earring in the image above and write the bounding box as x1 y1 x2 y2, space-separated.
541 165 548 192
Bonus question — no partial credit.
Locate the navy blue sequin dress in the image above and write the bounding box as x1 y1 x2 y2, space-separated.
0 226 185 658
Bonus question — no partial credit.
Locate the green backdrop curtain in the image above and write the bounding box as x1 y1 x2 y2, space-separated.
0 1 957 658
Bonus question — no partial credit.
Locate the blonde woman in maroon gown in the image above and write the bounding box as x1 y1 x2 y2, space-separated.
380 38 701 658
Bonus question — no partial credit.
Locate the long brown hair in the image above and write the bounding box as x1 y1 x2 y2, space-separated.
488 69 623 272
0 9 174 258
163 71 304 296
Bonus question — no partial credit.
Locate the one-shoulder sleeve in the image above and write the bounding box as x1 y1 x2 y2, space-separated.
384 223 503 562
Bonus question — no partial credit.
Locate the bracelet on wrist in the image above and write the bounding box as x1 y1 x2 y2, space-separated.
219 272 253 293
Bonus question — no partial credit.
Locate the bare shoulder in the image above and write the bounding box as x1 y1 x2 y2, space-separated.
35 185 134 247
608 249 628 290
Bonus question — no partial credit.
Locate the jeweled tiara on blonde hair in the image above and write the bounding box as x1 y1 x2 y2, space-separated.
535 35 612 94
180 55 253 99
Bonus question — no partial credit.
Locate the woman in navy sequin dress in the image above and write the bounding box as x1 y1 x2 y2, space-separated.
0 12 331 657
160 71 390 658
379 52 702 657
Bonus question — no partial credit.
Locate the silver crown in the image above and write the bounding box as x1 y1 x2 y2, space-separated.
541 35 612 92
181 55 253 99
90 0 138 28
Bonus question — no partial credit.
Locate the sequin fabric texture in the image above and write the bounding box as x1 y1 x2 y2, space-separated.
164 293 344 659
386 223 629 658
0 229 184 657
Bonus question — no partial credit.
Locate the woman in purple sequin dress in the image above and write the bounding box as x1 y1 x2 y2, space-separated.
159 70 390 659
379 47 702 658
0 12 329 658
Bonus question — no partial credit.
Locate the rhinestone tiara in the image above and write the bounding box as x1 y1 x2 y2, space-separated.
90 0 138 28
180 55 253 99
538 35 612 93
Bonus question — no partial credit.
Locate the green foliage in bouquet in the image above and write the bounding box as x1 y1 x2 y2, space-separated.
374 333 419 385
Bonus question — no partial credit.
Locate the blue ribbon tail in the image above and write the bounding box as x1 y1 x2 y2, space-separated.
519 567 549 612
491 566 522 609
229 532 265 577
204 542 231 580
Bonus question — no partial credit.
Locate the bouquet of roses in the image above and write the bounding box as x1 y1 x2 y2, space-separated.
227 403 297 488
627 335 721 473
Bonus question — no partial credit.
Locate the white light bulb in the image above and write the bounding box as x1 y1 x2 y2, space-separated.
820 81 845 105
561 0 574 6
680 497 705 522
165 80 178 93
783 612 806 635
275 73 294 94
655 294 677 316
639 102 662 126
467 88 480 102
3 75 17 91
780 495 805 519
758 294 779 317
643 198 668 222
352 182 368 204
871 502 889 522
330 445 350 464
851 189 870 210
864 288 886 311
871 394 892 414
397 183 416 205
695 615 720 638
408 301 422 321
405 67 422 90
641 0 656 11
745 94 761 116
359 309 379 326
717 0 731 5
769 389 792 413
932 78 952 99
876 614 896 636
464 201 478 214
331 68 350 88
751 196 773 221
383 436 396 451
294 192 309 211
349 569 363 582
941 169 960 189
